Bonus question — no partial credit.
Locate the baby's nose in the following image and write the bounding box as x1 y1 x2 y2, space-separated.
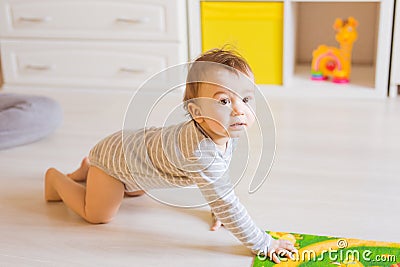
231 103 245 116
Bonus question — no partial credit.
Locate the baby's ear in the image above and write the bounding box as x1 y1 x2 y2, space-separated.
187 102 204 123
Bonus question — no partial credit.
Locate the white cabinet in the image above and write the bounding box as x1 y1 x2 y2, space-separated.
188 0 394 98
389 0 400 97
0 0 188 89
1 40 184 88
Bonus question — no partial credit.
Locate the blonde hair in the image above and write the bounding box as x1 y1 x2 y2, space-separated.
183 47 252 111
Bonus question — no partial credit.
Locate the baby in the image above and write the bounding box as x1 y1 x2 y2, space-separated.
45 48 296 263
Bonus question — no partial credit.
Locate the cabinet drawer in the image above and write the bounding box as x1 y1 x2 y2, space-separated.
0 40 186 88
0 0 186 41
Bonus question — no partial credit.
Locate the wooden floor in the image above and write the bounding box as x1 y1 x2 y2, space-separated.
1 87 399 267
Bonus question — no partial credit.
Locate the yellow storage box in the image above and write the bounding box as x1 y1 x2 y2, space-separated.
201 2 283 85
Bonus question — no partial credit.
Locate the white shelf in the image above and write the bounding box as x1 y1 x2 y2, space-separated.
259 64 382 99
188 0 395 98
389 0 400 97
295 64 374 88
289 64 380 97
283 0 394 98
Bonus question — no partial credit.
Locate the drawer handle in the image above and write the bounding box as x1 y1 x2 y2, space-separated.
116 17 149 24
19 16 52 23
25 64 53 71
119 67 146 73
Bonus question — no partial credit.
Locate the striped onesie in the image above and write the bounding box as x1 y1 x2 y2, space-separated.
88 119 272 255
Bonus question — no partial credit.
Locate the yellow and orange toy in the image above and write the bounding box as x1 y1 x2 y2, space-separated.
311 17 358 83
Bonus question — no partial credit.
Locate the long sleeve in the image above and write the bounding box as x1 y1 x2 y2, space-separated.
185 138 272 255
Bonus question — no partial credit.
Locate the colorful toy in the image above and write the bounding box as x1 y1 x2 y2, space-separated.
253 231 400 267
311 17 358 83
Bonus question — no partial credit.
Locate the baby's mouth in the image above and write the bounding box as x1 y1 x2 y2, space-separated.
230 122 247 127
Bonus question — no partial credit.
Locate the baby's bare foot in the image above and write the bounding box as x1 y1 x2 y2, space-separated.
45 168 62 201
67 157 90 182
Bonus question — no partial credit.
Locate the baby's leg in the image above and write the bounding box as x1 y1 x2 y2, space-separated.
67 157 90 182
45 166 125 224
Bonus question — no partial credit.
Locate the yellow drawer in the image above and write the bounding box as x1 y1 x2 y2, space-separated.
201 2 283 85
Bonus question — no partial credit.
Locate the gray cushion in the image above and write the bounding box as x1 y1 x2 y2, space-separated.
0 93 63 150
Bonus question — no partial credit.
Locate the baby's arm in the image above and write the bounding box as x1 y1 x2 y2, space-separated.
181 136 296 262
187 153 294 263
196 172 295 262
210 212 296 259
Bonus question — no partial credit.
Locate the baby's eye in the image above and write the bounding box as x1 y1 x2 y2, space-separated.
243 96 252 103
219 98 231 105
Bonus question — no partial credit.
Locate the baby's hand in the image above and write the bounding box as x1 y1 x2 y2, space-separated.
210 212 223 231
267 238 297 264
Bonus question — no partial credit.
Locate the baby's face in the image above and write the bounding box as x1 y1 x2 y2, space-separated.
194 68 256 143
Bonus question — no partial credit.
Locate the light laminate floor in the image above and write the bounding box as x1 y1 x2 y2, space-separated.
1 87 399 267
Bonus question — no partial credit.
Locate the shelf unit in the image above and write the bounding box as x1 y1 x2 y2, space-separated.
187 0 395 98
389 0 400 97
